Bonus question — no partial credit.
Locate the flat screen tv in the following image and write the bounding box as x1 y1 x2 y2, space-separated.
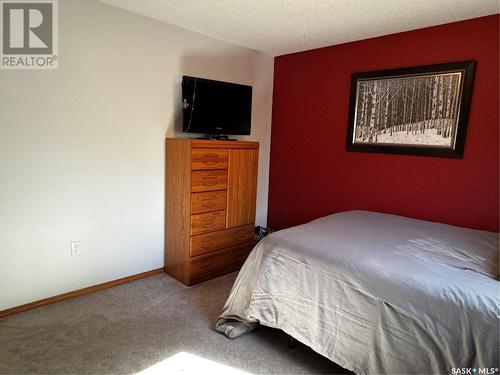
181 76 252 138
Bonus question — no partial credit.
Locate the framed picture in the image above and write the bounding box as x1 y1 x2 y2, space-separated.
346 61 476 157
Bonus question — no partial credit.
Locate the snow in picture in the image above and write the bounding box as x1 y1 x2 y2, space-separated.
353 73 461 147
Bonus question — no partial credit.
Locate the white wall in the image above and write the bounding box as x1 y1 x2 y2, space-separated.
0 0 273 310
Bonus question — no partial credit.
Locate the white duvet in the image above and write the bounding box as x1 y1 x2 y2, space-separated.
216 211 500 374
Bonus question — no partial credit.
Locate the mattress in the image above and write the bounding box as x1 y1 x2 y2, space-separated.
216 210 499 374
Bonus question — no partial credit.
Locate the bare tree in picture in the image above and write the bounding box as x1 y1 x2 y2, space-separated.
354 73 461 146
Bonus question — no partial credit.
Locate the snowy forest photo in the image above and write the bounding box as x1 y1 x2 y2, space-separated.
353 72 462 147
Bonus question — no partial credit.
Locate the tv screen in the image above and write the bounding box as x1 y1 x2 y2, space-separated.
182 76 252 136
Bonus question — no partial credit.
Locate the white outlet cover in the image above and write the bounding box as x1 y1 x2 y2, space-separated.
70 241 80 256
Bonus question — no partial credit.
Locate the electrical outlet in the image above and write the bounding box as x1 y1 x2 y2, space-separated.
70 241 80 256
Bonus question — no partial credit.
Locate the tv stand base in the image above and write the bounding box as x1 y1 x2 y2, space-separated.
195 135 237 141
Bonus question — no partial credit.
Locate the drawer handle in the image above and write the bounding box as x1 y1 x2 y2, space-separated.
199 261 216 269
201 244 216 250
199 240 217 249
235 235 251 241
200 237 216 243
200 154 220 165
202 181 218 187
201 202 217 208
201 222 217 228
203 153 219 159
200 195 217 201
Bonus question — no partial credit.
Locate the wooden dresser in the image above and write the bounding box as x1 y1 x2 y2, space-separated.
165 138 259 285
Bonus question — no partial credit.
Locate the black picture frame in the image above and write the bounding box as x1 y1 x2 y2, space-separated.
346 61 476 158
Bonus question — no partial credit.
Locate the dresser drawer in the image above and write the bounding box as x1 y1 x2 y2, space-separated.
191 149 228 170
191 190 227 214
191 210 226 235
190 243 252 284
190 224 254 257
191 170 227 192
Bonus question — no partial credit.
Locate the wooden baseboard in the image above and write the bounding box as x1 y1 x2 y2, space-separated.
0 268 164 319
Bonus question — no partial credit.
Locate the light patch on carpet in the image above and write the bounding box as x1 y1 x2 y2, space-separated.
136 351 252 375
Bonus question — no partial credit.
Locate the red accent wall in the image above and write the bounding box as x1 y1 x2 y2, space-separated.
268 15 499 232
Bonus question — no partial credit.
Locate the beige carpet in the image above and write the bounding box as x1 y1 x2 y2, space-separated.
0 272 350 374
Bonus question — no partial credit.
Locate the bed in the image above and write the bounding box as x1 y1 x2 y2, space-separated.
215 210 499 374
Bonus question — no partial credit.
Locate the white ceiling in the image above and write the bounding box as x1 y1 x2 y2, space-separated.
102 0 499 56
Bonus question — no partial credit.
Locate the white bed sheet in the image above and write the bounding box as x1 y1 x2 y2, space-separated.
216 211 499 374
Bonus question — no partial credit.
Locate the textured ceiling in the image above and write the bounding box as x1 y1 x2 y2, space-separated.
102 0 499 56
